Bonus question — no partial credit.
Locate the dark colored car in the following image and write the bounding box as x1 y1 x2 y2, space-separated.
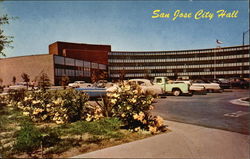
229 78 249 89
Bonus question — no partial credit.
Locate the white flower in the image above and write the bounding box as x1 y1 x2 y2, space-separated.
110 99 117 104
23 112 29 116
55 112 60 116
130 98 136 103
124 85 131 91
32 100 41 105
56 120 64 124
134 127 140 132
53 98 62 105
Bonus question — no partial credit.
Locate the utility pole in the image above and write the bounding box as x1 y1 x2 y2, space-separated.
241 29 249 77
243 29 249 46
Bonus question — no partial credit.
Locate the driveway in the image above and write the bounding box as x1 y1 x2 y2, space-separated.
153 89 250 134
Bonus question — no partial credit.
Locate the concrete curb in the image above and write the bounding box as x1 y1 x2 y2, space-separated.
230 97 249 106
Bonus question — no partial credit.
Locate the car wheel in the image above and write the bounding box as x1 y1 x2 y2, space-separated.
207 89 213 93
173 89 181 96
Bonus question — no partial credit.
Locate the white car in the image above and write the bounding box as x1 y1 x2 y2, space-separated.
106 79 163 96
68 81 92 88
128 79 164 96
9 82 27 90
173 81 207 94
192 80 222 93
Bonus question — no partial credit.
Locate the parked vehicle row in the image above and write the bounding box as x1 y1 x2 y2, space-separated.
2 76 247 98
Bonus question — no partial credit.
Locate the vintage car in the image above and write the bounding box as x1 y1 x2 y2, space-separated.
68 81 92 88
192 80 222 93
229 77 249 89
9 82 28 90
128 79 164 96
93 80 114 88
207 78 231 89
75 87 106 98
153 77 192 96
106 79 163 96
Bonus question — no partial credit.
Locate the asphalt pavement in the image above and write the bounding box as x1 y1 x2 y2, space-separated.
152 89 250 134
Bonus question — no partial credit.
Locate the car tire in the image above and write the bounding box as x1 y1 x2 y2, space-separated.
173 89 181 96
207 89 213 93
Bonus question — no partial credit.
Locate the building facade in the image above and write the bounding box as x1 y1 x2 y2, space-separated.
0 42 249 86
0 42 110 86
108 45 250 79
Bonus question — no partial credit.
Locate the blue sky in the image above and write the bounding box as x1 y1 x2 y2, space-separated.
0 1 249 57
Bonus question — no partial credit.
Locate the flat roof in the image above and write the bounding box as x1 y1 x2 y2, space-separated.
0 54 50 60
111 45 250 53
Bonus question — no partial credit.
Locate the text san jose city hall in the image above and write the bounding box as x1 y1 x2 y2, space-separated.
152 9 239 20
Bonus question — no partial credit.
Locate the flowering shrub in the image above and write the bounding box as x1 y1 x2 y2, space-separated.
98 82 167 134
0 95 7 107
6 89 26 107
17 89 89 124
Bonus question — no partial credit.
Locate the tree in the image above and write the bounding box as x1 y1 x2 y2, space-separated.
0 14 14 57
119 69 126 81
12 76 16 85
37 72 51 91
21 73 30 88
0 78 3 85
61 75 69 89
91 70 98 83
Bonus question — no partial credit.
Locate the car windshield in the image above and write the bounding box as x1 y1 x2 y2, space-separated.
156 79 162 83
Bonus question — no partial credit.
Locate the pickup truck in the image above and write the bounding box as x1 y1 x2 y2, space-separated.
173 81 207 95
153 77 192 96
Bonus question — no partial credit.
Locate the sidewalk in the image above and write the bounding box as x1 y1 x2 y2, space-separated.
72 120 249 159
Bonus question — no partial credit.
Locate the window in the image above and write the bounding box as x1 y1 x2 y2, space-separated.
54 56 64 65
65 58 75 66
75 60 83 67
55 68 64 76
84 61 91 68
91 62 98 69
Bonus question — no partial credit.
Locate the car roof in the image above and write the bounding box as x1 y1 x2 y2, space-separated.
129 79 150 82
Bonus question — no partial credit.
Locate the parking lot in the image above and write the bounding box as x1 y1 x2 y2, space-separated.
152 89 250 134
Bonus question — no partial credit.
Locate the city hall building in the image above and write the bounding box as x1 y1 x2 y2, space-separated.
0 41 249 86
109 45 250 79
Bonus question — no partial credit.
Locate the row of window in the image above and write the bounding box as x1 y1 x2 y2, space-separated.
55 68 91 77
110 70 250 78
54 56 107 70
109 54 249 63
108 46 249 56
109 62 250 70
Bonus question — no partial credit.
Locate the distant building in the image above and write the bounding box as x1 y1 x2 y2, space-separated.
0 41 110 86
0 42 249 86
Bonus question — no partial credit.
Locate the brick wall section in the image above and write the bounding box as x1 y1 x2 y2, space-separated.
0 54 55 86
49 41 111 64
63 49 108 65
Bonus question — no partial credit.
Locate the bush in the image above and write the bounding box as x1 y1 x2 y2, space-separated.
97 82 167 134
17 89 89 124
6 89 26 106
